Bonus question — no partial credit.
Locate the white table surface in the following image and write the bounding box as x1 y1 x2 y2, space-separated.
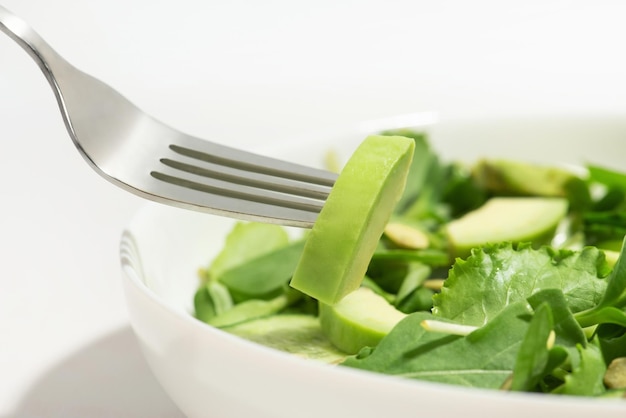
1 1 626 416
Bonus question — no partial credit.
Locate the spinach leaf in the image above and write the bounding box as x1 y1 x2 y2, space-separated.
207 292 296 328
206 222 290 280
194 281 234 323
342 301 532 390
218 240 306 302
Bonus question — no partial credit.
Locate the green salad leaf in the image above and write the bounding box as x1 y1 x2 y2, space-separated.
588 164 626 190
432 243 609 326
192 130 626 399
194 281 234 323
218 240 305 302
207 292 294 328
510 302 567 392
552 343 607 396
576 237 626 328
343 301 532 389
206 222 290 281
527 289 587 363
597 323 626 364
383 130 440 216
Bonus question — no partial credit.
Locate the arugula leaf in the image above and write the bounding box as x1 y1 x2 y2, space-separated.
394 263 430 303
341 301 532 389
394 263 435 313
366 248 449 294
433 243 609 326
527 289 587 362
552 342 607 396
511 302 568 392
371 248 450 267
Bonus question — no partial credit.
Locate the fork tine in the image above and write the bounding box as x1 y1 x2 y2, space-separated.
158 156 332 200
151 169 325 212
142 136 337 227
172 135 337 186
147 168 324 227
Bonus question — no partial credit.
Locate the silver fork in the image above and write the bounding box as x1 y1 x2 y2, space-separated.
0 5 337 228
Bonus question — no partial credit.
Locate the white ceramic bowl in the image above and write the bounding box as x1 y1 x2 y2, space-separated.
121 114 626 418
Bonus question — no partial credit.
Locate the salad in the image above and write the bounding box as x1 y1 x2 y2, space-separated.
193 130 626 399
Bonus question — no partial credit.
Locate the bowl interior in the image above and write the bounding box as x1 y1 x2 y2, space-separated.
121 114 626 418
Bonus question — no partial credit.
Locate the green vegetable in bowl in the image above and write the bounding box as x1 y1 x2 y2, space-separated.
445 197 568 258
319 287 407 355
193 131 626 399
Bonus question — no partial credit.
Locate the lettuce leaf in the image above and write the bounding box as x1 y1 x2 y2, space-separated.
432 243 609 326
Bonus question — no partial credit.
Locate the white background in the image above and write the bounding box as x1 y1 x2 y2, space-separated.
1 1 626 416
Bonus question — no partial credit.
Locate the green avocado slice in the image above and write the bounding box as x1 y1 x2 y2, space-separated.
319 287 407 354
290 135 415 305
445 197 568 259
472 159 591 210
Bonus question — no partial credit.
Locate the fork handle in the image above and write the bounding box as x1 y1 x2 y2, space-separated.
0 5 73 96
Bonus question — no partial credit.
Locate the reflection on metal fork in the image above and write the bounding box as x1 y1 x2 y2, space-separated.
0 5 337 228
